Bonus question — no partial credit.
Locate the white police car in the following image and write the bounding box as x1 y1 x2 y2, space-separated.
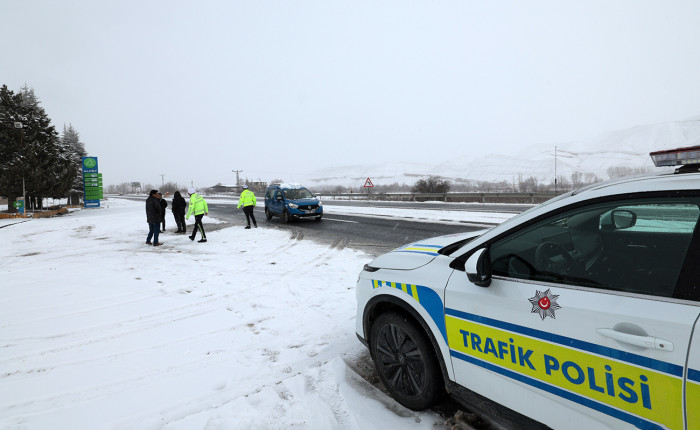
355 146 700 429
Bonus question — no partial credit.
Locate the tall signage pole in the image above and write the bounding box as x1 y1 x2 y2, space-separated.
82 157 103 208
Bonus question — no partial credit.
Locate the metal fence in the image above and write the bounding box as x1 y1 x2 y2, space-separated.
322 192 557 204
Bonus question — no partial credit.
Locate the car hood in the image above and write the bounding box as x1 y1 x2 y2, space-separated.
288 197 319 205
369 230 486 270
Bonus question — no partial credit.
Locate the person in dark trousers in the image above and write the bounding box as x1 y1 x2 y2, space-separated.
172 191 187 234
186 188 208 242
158 192 168 232
237 185 257 229
145 190 163 246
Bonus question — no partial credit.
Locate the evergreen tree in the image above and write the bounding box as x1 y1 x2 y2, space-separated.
18 84 66 209
61 123 87 205
0 85 25 210
0 84 84 211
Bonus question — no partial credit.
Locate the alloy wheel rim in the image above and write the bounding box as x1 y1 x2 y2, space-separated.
376 323 426 398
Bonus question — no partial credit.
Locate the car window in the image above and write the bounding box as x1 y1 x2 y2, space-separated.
283 188 313 200
489 197 700 299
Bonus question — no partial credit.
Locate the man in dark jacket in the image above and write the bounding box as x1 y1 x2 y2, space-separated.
172 191 187 233
158 192 168 232
145 190 163 246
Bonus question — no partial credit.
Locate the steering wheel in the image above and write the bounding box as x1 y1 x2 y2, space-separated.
535 242 574 275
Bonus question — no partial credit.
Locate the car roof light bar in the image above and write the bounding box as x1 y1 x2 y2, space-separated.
649 145 700 167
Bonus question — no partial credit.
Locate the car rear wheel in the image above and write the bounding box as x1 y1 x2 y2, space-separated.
265 207 272 221
369 311 443 410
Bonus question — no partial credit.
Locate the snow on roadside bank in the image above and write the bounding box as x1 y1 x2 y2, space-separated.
0 199 444 429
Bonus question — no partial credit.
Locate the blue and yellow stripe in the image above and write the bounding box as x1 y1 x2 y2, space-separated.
372 279 447 342
392 243 442 256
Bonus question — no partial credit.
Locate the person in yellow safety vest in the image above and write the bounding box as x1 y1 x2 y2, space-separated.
186 188 209 242
237 185 257 229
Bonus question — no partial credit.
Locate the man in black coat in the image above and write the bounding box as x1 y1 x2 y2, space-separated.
158 192 168 232
145 190 163 246
171 191 187 233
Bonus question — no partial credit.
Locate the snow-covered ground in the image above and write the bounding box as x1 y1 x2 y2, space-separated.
0 198 516 430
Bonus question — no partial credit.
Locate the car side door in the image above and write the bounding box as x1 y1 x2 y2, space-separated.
269 189 284 215
688 321 700 430
444 194 700 429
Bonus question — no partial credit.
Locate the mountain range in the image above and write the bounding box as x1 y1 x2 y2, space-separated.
301 116 700 189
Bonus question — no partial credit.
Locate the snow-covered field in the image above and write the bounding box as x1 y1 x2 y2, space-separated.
0 198 515 430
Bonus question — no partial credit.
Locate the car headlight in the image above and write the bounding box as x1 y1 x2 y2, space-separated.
318 200 323 206
287 203 298 209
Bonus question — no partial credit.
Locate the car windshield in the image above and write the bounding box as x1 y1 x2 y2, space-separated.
283 188 313 200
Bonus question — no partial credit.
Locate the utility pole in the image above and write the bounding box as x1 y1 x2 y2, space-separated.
232 170 243 188
160 174 165 189
554 146 558 194
14 122 26 216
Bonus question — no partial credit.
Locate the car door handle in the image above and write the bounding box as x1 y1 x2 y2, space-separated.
596 328 674 352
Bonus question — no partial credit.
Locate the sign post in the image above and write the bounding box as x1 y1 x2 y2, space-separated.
13 198 24 215
363 177 374 199
82 157 103 208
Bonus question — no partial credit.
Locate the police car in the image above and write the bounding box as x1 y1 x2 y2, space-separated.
355 146 700 429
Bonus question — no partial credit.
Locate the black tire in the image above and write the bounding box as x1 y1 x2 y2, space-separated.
315 214 323 221
282 210 291 223
265 207 272 221
369 311 443 410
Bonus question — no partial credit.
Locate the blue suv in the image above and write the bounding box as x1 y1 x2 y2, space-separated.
264 184 323 223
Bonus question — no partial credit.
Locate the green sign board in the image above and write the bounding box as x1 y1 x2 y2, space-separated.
82 156 101 208
82 157 97 169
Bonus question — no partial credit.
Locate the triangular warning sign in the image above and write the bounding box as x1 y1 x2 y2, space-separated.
363 178 374 187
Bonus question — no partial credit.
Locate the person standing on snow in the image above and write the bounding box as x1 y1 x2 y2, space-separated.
186 188 208 242
172 191 187 234
237 185 257 229
158 192 168 232
145 189 163 246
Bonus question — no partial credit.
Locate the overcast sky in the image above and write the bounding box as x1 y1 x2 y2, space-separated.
2 0 699 189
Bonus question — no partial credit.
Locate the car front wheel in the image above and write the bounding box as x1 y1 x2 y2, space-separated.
282 210 291 223
369 312 443 410
265 207 272 221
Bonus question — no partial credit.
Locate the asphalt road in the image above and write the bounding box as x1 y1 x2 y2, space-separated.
205 201 522 257
123 195 529 256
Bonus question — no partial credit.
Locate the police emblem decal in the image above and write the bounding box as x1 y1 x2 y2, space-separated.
529 289 561 320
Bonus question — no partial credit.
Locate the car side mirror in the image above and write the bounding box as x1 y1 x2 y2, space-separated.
465 248 492 287
611 209 636 229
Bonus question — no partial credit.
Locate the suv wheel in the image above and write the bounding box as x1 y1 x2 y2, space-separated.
282 210 291 223
369 312 443 410
315 214 323 221
265 207 272 221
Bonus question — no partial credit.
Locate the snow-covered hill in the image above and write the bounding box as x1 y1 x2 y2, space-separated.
303 117 700 188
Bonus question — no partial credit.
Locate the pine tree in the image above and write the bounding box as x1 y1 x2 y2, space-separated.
61 123 87 205
1 85 88 210
18 84 65 209
0 85 25 210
